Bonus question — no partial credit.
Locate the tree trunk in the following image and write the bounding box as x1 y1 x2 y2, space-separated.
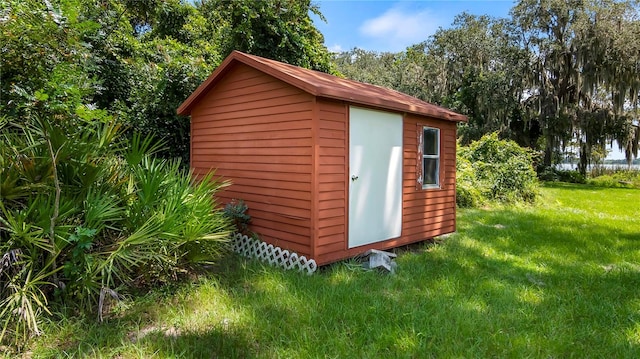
543 132 554 168
578 141 589 177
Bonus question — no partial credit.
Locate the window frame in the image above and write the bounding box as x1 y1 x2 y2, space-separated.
420 126 441 189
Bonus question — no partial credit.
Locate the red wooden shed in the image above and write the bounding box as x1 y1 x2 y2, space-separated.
178 51 467 265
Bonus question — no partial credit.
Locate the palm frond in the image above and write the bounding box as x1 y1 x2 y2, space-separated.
124 132 166 167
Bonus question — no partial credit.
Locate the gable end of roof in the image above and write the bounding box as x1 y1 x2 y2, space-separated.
177 51 467 122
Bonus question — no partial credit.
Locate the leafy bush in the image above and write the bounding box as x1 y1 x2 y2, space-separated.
455 156 484 208
125 38 218 164
538 167 586 184
588 165 640 177
457 133 539 206
0 115 231 347
223 199 252 235
587 170 640 189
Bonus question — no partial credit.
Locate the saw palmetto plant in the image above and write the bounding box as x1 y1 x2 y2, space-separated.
0 114 231 347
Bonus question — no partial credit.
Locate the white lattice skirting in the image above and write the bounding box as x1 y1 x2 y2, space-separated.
231 233 318 275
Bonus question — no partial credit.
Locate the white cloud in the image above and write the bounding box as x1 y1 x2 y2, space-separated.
359 5 443 51
327 44 343 53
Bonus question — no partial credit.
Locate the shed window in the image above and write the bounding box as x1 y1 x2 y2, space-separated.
422 127 440 188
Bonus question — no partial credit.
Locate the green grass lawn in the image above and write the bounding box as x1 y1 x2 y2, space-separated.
25 184 640 358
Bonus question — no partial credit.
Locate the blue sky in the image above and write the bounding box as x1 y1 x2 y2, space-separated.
312 1 516 53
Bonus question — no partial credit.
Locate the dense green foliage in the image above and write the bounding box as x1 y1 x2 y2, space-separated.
0 113 232 346
223 199 252 235
1 0 333 164
0 0 334 349
538 168 587 184
334 0 640 175
15 185 640 358
205 0 334 73
457 133 539 206
587 169 640 188
0 0 214 162
538 166 640 188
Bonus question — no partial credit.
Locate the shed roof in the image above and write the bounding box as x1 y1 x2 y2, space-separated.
177 51 467 122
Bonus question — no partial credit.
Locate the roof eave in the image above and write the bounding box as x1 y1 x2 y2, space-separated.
315 88 468 122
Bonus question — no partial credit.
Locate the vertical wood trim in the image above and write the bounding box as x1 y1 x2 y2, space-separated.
439 126 446 190
190 116 194 170
402 113 409 237
310 97 319 259
452 127 457 229
344 103 351 251
416 124 423 190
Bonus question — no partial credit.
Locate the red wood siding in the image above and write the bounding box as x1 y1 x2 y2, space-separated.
401 114 457 242
189 65 457 265
190 64 315 257
314 100 348 259
315 111 457 265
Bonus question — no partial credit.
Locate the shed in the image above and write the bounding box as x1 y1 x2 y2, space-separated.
178 51 467 265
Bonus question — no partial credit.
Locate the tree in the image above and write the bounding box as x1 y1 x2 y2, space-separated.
0 0 231 346
331 3 639 173
417 14 534 146
332 49 402 88
82 0 222 164
332 15 537 147
202 0 335 73
332 47 444 105
512 0 640 173
0 0 97 120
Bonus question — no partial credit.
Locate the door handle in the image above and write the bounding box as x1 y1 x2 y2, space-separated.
351 175 359 181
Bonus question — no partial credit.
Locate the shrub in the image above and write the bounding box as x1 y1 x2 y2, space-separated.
538 167 586 184
223 199 251 235
589 165 632 178
457 133 539 206
587 170 640 189
455 156 484 208
0 116 231 347
0 1 231 348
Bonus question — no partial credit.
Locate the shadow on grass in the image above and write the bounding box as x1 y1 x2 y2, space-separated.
136 326 255 358
46 202 640 358
157 205 638 357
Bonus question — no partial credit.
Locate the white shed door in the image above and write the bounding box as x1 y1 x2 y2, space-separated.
348 106 403 248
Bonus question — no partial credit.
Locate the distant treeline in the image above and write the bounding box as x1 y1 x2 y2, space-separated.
333 0 640 177
603 159 640 165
